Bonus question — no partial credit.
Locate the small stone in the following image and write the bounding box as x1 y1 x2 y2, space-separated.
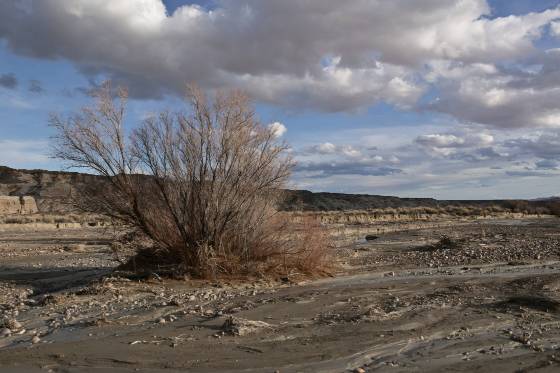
0 328 11 337
31 335 40 344
157 318 166 324
6 320 22 330
354 368 366 373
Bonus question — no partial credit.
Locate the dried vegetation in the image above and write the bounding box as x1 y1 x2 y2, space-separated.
50 82 331 279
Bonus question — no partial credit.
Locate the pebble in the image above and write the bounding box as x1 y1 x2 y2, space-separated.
31 335 41 344
354 368 366 373
157 317 166 324
0 328 11 337
6 320 22 330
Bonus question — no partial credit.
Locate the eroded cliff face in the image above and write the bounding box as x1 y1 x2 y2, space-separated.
288 208 553 225
0 166 100 213
0 196 39 214
286 210 555 243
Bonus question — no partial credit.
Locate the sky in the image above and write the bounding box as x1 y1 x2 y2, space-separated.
1 0 560 199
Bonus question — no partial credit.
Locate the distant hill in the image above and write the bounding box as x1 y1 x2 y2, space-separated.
280 190 439 211
531 196 560 202
0 165 558 214
280 189 558 212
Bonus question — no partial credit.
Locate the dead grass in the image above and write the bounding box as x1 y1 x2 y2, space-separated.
0 213 111 226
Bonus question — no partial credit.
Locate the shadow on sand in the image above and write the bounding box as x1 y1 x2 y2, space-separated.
0 265 112 295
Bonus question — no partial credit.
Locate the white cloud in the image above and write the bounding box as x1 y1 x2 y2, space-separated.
535 111 560 128
551 21 560 37
268 122 287 138
315 143 337 154
416 134 465 148
426 52 560 129
1 0 559 115
473 133 495 147
303 143 363 157
293 127 560 198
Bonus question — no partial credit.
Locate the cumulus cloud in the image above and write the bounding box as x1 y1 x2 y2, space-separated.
303 143 362 158
0 0 559 117
415 131 496 158
0 73 17 89
268 122 287 138
296 161 402 178
426 50 560 129
449 147 506 163
503 131 560 160
416 134 465 148
552 21 560 37
287 125 560 197
316 143 338 155
293 140 404 178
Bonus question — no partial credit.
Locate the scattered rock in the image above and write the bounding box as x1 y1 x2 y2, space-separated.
31 335 40 344
0 328 11 337
221 316 274 336
3 319 22 331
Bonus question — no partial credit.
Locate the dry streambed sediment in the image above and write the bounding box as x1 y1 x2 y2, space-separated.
0 219 559 372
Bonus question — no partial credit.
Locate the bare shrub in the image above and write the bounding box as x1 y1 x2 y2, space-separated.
415 235 464 252
50 82 328 278
549 201 560 217
280 216 334 276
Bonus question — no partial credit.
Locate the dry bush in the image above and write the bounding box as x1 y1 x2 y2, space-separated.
277 216 334 276
415 235 465 252
50 82 330 279
548 201 560 217
1 215 29 224
113 213 333 279
505 200 530 213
